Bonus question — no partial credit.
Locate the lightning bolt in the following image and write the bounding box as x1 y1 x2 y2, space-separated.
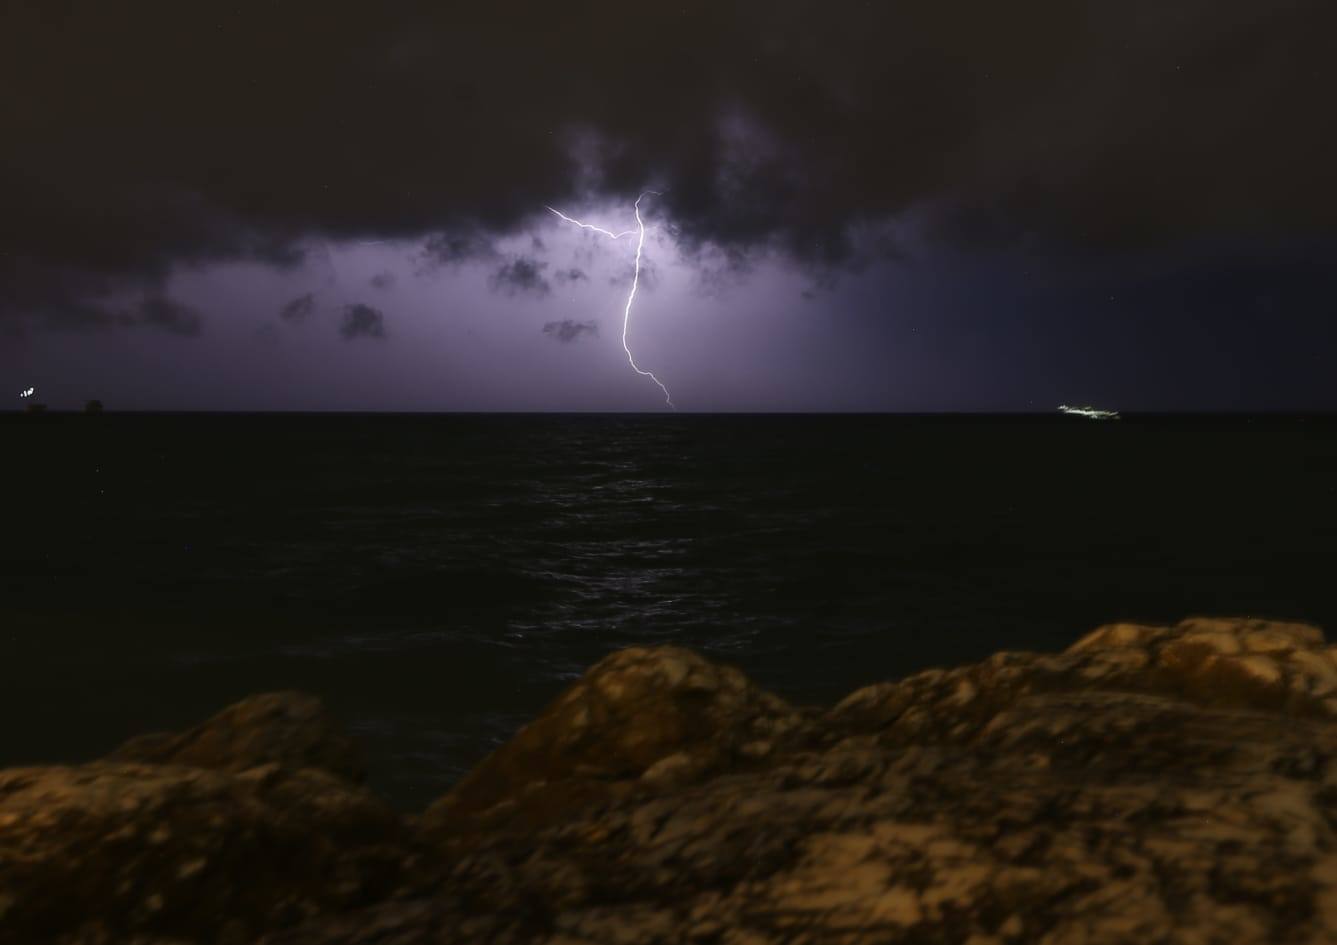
546 192 675 409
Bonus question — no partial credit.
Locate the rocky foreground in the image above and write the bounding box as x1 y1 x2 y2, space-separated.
6 617 1337 944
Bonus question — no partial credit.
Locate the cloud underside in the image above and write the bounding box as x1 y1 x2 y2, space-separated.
341 303 387 340
490 257 550 297
31 293 202 335
543 319 599 343
279 292 315 322
2 0 1334 324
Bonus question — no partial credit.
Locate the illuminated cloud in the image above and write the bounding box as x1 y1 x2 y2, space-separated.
489 257 550 297
340 303 387 340
279 292 315 323
4 0 1330 331
418 229 497 272
542 319 599 343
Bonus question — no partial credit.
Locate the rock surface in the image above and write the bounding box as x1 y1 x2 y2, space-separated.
107 690 367 783
0 762 415 945
422 644 819 842
8 616 1337 944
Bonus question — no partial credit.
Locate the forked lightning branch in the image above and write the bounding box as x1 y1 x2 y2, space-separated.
546 192 675 410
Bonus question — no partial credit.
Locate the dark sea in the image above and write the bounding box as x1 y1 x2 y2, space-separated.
4 412 1336 809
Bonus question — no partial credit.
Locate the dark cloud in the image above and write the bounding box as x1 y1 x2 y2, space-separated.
35 302 136 332
138 296 202 336
554 267 587 284
2 0 1334 323
690 246 755 299
369 271 395 290
489 257 550 297
279 292 315 322
25 291 201 335
340 303 387 340
610 256 659 291
543 320 599 343
417 229 498 272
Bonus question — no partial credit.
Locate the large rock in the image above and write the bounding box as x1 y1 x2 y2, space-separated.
824 615 1337 744
14 617 1337 944
0 762 415 945
423 645 819 840
107 691 367 783
275 617 1337 944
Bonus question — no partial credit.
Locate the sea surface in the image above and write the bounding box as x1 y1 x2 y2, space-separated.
3 412 1336 808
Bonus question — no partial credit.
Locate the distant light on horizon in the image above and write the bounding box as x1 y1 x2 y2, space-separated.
1058 404 1120 420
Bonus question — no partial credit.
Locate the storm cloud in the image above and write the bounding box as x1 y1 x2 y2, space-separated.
340 303 387 340
489 257 551 297
137 296 203 336
3 0 1333 326
543 319 599 343
418 228 498 272
28 292 202 336
279 292 316 322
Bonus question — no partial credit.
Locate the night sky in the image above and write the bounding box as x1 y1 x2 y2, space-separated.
3 1 1334 411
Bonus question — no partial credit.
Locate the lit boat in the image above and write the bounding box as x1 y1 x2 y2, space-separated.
1058 404 1120 420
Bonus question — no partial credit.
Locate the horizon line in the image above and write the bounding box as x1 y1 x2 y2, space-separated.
6 408 1337 418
